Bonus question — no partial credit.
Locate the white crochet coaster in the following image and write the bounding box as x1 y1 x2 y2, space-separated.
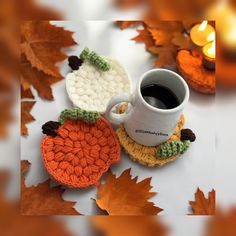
66 58 131 113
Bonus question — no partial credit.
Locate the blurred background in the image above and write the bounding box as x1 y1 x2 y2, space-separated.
1 0 236 235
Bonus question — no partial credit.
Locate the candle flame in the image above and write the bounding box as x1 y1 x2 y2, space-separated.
199 20 208 31
208 40 216 57
207 31 215 41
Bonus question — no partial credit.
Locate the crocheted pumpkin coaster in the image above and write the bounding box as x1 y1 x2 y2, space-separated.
116 116 185 167
66 58 131 113
41 116 120 188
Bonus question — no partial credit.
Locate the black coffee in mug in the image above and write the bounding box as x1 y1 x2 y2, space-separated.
141 84 179 109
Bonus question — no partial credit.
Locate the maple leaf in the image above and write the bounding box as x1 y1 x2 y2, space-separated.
117 21 141 30
21 101 35 136
21 21 76 77
148 28 173 46
189 188 215 215
92 216 168 236
132 27 155 49
205 207 236 236
96 168 162 215
129 21 188 68
21 160 81 215
145 20 184 32
21 86 34 99
21 54 62 100
172 32 192 50
148 45 177 67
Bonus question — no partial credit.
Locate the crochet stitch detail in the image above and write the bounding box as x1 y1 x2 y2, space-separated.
116 115 185 167
181 128 196 142
65 59 131 113
41 117 120 188
68 55 83 70
58 108 100 124
42 121 61 137
80 47 111 71
157 140 191 159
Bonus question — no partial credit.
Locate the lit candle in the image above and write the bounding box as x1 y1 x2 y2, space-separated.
202 40 216 70
190 21 215 46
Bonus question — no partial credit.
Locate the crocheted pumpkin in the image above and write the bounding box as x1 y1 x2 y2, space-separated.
41 116 120 188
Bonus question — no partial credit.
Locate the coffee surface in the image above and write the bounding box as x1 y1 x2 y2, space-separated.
141 84 179 109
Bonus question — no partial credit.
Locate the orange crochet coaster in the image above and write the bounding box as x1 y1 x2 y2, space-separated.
116 115 185 167
41 116 120 188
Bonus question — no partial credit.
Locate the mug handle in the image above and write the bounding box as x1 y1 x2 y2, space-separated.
105 93 134 125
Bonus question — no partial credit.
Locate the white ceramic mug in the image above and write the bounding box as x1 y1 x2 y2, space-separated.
105 69 189 146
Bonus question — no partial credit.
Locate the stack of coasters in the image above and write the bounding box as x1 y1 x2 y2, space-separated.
41 114 120 188
116 116 185 167
66 49 131 113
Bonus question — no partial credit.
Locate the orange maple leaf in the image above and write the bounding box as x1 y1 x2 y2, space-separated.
21 54 62 100
21 85 34 99
92 216 168 236
172 32 192 50
21 160 81 215
128 21 190 67
21 101 35 136
96 168 162 215
132 28 155 49
189 188 215 215
148 28 173 46
148 45 177 67
21 21 76 77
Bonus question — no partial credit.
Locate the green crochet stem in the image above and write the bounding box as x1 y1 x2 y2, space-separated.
157 140 191 159
80 47 111 71
58 108 100 124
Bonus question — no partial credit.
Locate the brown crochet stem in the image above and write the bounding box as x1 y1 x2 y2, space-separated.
42 121 61 137
68 55 83 70
181 129 196 142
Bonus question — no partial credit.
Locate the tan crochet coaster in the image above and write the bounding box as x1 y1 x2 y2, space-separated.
116 115 185 167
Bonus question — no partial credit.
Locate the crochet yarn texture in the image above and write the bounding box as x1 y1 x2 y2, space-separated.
116 114 185 167
59 108 100 124
181 128 196 142
42 121 61 137
157 140 191 159
65 58 131 113
41 116 120 188
80 47 111 71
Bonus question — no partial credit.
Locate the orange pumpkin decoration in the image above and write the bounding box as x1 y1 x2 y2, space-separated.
41 116 120 188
